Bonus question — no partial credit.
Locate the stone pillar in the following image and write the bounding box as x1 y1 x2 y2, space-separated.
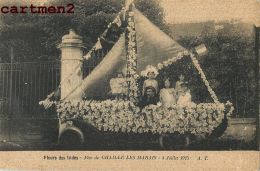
58 29 85 100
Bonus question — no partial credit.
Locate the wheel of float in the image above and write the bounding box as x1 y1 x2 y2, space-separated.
159 134 191 150
58 127 85 150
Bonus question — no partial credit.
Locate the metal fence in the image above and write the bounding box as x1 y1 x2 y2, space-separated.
0 49 108 119
0 61 60 118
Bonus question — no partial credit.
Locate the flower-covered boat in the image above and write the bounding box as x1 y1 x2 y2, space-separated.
40 2 234 149
57 100 233 137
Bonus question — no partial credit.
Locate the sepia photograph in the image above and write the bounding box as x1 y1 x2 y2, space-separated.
0 0 259 154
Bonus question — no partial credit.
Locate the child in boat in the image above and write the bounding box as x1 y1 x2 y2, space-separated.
159 78 177 107
142 65 159 96
140 86 159 108
177 82 195 106
175 74 185 93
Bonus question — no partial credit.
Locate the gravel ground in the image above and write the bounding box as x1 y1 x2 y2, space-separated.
0 138 256 151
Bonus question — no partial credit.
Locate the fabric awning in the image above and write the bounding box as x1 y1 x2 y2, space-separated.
65 9 188 100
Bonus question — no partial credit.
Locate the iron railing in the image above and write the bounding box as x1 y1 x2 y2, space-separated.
0 61 60 118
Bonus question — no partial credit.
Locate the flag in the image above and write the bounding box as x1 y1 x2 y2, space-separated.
125 0 134 10
83 51 92 60
195 44 208 57
121 7 126 21
94 38 103 50
113 16 122 27
107 22 112 28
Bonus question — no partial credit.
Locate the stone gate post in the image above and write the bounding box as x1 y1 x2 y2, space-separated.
58 29 85 100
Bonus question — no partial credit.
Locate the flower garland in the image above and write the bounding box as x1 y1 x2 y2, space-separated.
190 53 219 103
39 92 57 109
83 7 127 60
125 8 139 101
155 50 190 71
142 50 220 103
56 100 234 137
140 65 159 77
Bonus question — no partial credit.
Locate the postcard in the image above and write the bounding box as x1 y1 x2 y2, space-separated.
0 0 259 170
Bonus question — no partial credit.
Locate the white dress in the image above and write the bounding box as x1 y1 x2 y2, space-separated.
177 90 194 106
159 88 176 107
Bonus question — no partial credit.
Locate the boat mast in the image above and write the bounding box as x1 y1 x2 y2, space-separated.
125 2 139 102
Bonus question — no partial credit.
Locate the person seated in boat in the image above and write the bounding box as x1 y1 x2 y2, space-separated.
141 65 159 96
175 74 185 93
177 82 195 106
109 72 127 99
140 86 159 108
159 78 177 107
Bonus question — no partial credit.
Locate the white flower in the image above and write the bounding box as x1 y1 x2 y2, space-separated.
157 63 164 70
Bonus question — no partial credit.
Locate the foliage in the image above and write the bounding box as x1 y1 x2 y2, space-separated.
0 0 167 62
176 22 256 117
135 0 170 33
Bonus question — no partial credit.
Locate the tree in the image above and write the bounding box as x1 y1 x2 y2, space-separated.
177 22 256 117
0 0 167 62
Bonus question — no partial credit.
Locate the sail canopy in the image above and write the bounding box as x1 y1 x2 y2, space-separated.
64 9 187 100
134 9 185 72
64 34 126 100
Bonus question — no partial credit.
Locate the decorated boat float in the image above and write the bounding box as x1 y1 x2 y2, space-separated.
40 2 234 149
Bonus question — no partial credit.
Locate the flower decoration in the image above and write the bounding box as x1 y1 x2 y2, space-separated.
56 100 233 136
140 65 159 77
190 53 219 103
126 11 139 101
140 49 189 74
140 50 220 104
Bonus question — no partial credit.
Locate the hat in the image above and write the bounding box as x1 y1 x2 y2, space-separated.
140 65 159 77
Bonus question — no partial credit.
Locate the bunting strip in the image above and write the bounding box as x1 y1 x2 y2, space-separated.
83 7 126 60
